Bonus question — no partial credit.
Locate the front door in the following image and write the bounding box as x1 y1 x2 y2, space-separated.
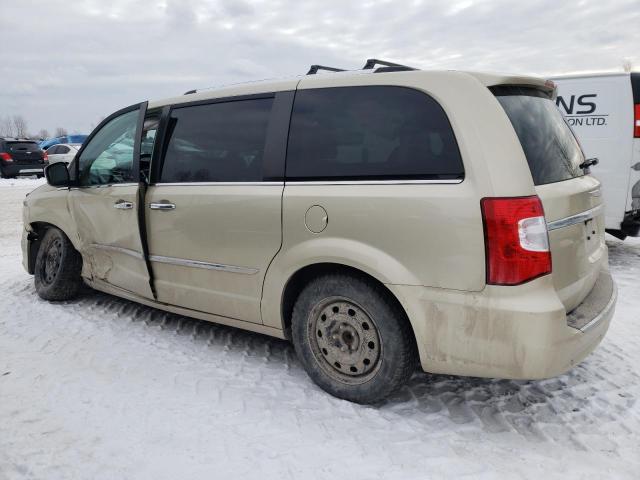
69 105 153 299
144 92 292 323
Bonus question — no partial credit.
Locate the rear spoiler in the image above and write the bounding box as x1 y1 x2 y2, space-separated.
467 72 557 99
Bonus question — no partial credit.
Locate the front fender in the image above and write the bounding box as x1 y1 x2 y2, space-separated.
25 187 81 253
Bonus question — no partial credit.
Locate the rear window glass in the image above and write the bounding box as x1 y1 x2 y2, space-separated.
6 142 40 153
286 86 464 181
492 86 585 186
160 98 273 183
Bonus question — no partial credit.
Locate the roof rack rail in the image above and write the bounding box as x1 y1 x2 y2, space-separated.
362 59 416 72
307 65 346 75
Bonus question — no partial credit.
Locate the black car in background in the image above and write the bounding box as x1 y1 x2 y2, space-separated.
0 138 46 178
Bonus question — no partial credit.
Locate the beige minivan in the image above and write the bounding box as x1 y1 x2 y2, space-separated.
23 60 617 403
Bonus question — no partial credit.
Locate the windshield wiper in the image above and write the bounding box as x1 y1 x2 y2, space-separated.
579 157 599 170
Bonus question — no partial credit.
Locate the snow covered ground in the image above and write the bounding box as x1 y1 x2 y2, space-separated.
1 178 639 480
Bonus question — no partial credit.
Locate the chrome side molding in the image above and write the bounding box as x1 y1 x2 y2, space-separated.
89 243 259 275
91 243 260 275
153 180 461 186
149 254 259 275
547 204 603 231
90 243 144 259
285 179 463 185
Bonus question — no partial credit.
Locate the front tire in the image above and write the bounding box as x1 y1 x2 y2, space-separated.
291 273 417 404
34 228 83 301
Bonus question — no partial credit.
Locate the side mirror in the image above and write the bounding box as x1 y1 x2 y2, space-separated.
44 162 71 187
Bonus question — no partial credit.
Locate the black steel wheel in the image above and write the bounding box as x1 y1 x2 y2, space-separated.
292 273 417 404
34 227 83 301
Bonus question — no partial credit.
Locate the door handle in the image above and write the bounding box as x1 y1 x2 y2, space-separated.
114 200 134 210
149 202 176 211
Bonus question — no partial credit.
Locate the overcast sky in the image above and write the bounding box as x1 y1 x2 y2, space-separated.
1 0 638 136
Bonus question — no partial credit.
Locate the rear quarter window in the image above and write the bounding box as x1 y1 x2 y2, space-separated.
492 86 585 186
286 86 464 181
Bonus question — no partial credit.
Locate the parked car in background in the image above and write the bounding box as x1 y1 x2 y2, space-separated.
23 61 616 403
0 137 46 178
551 72 640 239
39 134 88 151
46 143 81 165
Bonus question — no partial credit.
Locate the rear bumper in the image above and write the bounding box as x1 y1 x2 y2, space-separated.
1 163 44 177
388 269 616 380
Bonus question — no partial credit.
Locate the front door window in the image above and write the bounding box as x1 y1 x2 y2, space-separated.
77 109 139 186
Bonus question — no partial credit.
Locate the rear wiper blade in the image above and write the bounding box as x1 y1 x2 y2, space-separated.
579 157 599 170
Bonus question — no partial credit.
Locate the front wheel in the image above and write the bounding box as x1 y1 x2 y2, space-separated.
291 273 418 404
34 227 83 301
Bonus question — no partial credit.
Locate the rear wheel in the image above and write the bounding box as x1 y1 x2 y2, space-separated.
34 228 83 301
291 273 417 404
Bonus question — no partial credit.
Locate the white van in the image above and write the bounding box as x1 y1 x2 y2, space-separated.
551 72 640 239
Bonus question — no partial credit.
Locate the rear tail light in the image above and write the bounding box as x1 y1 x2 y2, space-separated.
634 104 640 138
42 150 48 163
0 152 12 162
481 196 551 285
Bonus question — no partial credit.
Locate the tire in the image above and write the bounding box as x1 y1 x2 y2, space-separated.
291 273 418 404
34 227 83 301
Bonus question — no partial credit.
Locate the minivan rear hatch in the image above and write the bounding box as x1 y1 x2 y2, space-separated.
492 86 606 312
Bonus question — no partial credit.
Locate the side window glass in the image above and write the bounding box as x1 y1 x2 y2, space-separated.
160 98 273 183
48 146 59 155
58 146 70 154
286 86 464 181
78 109 139 186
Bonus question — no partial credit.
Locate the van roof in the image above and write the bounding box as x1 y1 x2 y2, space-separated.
147 69 552 110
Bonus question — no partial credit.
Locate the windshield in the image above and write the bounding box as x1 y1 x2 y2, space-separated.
492 86 585 186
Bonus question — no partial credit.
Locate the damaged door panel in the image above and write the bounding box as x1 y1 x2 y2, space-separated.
68 104 154 299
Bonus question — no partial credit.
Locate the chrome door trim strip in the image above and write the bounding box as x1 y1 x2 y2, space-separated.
149 254 259 275
546 204 603 231
285 179 463 185
69 183 139 191
153 182 284 186
89 245 258 275
151 180 462 186
92 183 138 188
90 243 144 259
